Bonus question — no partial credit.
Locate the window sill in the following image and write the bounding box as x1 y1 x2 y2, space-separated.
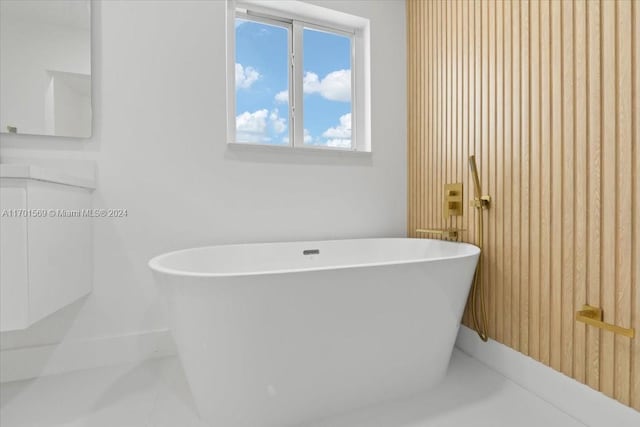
226 141 372 155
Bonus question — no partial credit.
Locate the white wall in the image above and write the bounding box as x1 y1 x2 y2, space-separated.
0 0 406 368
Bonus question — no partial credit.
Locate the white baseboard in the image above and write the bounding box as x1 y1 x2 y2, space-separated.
0 329 176 383
456 325 640 427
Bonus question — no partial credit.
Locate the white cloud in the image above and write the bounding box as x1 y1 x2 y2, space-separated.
269 109 287 134
322 113 351 138
237 109 268 133
236 109 268 142
321 113 351 148
235 63 260 89
303 69 351 102
275 90 289 104
236 108 287 142
303 72 321 93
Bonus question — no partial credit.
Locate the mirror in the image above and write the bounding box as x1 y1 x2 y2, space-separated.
0 0 92 138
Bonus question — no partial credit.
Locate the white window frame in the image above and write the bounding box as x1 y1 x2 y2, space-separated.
226 0 370 152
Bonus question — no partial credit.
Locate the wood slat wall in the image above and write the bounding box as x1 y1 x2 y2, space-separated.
406 0 639 409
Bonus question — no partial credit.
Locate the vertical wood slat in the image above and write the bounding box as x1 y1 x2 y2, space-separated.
490 2 501 344
520 0 530 357
632 0 640 410
503 0 512 350
448 0 453 229
407 0 413 238
406 0 640 411
430 0 436 267
495 0 504 345
574 0 588 385
457 0 463 233
561 0 575 378
438 0 442 232
550 0 563 373
445 0 450 232
539 0 551 367
438 0 443 237
529 0 541 362
586 0 601 392
511 0 521 352
615 0 632 406
416 0 420 237
416 3 426 244
452 0 458 232
601 0 616 399
456 0 463 235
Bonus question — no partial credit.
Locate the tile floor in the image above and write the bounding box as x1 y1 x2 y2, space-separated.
0 349 585 427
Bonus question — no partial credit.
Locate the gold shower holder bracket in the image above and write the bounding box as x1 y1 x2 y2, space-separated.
575 305 635 338
471 195 491 209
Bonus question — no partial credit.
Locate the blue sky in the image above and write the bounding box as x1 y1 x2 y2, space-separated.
235 19 351 147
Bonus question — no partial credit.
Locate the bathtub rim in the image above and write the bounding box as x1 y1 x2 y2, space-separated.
148 237 480 279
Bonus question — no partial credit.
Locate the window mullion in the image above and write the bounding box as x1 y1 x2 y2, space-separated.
292 21 304 147
350 33 357 151
286 23 294 147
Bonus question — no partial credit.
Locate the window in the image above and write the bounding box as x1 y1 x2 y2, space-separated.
302 27 352 148
227 1 370 152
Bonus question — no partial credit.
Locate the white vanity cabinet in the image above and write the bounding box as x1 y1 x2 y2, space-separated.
0 165 94 331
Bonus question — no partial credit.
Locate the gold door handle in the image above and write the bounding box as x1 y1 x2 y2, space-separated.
575 305 635 338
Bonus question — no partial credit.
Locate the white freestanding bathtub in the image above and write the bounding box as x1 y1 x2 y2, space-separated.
149 238 480 427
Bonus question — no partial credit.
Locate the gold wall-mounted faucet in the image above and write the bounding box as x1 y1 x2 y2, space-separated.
416 182 465 241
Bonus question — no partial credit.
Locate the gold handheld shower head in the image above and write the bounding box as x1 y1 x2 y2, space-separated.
469 155 482 198
469 155 491 209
